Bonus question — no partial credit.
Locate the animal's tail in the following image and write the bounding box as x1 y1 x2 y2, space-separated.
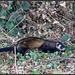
0 46 14 52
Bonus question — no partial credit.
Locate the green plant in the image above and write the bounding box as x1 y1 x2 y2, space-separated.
6 54 13 64
38 52 47 58
60 35 69 42
19 1 30 10
28 69 40 74
17 61 22 66
16 52 26 61
47 61 59 69
30 50 38 61
2 43 7 47
0 1 30 36
53 70 63 74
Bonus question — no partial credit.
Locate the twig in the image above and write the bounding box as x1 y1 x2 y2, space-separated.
8 8 21 21
47 13 65 29
0 37 7 40
14 46 18 74
0 26 13 41
7 17 25 35
56 13 71 22
39 57 75 62
26 14 37 25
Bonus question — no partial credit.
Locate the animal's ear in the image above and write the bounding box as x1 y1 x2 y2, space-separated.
56 43 59 46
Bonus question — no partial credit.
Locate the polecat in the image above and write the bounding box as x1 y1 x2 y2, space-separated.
0 37 66 55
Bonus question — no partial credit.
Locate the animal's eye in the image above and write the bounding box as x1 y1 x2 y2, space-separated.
60 46 63 49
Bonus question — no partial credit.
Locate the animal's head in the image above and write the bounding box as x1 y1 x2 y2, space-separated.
56 42 66 52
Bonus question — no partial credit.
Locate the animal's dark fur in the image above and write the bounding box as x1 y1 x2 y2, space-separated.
0 37 66 55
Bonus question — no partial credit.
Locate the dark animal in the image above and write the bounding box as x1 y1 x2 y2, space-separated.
0 37 66 56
